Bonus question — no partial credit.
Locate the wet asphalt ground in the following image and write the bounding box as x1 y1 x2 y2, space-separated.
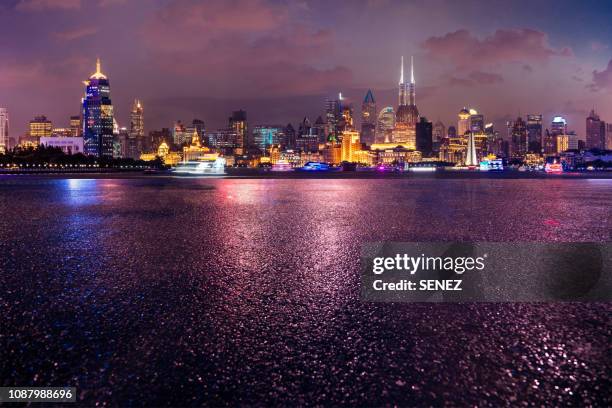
0 176 610 406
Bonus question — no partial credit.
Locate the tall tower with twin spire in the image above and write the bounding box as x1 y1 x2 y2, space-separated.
394 56 420 148
398 56 407 107
395 56 419 126
408 55 416 106
82 58 114 158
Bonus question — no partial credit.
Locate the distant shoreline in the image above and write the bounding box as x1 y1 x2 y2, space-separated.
1 168 611 180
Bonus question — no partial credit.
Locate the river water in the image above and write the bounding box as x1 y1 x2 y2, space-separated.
1 176 610 406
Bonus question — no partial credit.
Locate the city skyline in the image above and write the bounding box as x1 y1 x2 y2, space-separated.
1 0 612 136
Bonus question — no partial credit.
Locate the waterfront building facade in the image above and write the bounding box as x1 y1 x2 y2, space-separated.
82 59 114 158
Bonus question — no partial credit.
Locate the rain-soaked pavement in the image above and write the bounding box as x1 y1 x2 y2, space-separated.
0 176 610 406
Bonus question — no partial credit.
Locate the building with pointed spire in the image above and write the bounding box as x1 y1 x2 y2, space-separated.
395 56 419 127
82 58 114 157
126 99 144 159
361 89 376 146
398 56 407 107
465 131 478 166
0 108 8 153
393 56 419 148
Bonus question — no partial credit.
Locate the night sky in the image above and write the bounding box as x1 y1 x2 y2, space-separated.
1 0 612 137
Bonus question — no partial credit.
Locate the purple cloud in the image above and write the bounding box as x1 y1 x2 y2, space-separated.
590 59 612 91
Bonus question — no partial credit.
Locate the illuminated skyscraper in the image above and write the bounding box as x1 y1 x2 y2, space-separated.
551 116 568 136
0 108 8 153
340 130 360 162
361 89 376 146
325 96 342 138
457 107 470 136
543 116 567 155
69 115 81 137
296 117 318 152
376 107 395 143
586 109 606 149
509 116 527 157
284 123 296 149
130 100 144 139
341 102 354 131
394 56 418 146
469 112 484 133
82 58 114 157
313 116 326 143
458 108 470 136
229 110 247 154
252 125 285 152
526 114 543 153
129 99 144 157
29 115 53 139
192 119 205 145
173 120 189 146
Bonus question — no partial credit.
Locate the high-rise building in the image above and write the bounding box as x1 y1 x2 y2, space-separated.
556 131 578 153
313 116 326 143
115 127 129 158
340 102 354 132
325 96 342 138
69 115 81 137
433 120 445 142
252 125 285 152
296 117 319 152
361 89 376 146
469 113 484 134
207 128 237 150
543 116 567 155
551 116 568 136
416 117 433 156
82 58 114 157
129 99 144 157
586 109 606 149
284 123 296 149
130 100 144 138
172 121 189 146
458 108 470 136
394 56 419 146
29 115 53 139
376 107 395 143
229 110 247 153
606 123 612 150
447 126 457 138
485 124 504 157
509 117 527 157
526 114 543 153
0 108 8 153
192 119 206 145
340 130 360 162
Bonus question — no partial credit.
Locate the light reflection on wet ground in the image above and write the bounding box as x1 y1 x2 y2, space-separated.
0 177 610 406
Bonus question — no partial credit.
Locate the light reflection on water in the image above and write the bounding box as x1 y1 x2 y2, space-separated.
0 177 610 406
